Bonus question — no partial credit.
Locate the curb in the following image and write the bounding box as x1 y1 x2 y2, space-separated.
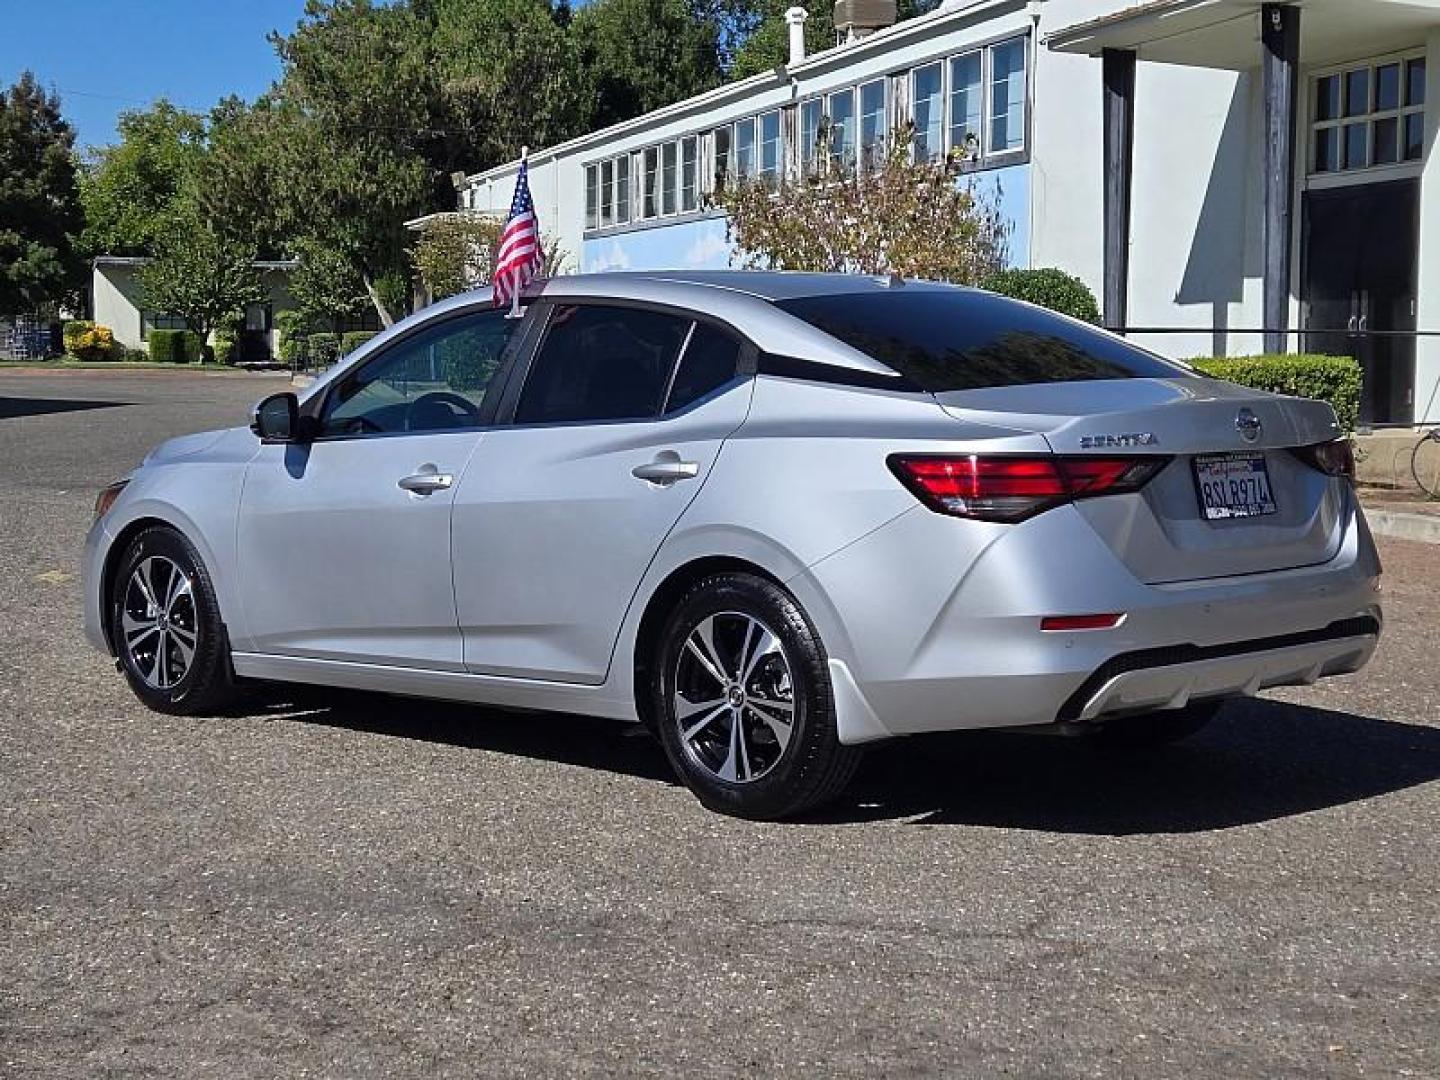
1365 508 1440 546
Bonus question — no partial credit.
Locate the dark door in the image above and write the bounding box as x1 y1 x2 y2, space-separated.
1302 179 1418 427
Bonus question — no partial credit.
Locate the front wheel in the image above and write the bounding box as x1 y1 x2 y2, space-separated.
652 573 862 820
110 525 238 715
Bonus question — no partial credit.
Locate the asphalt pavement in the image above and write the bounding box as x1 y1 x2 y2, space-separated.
2 370 1437 1078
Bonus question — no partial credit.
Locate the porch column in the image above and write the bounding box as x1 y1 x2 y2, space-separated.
1261 3 1300 355
1102 48 1136 332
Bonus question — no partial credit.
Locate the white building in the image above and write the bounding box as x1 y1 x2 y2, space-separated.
458 0 1440 427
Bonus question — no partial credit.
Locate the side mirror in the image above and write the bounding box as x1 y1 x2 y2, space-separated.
250 392 301 442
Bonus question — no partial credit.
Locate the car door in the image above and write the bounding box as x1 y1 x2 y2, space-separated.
453 302 753 684
237 306 526 670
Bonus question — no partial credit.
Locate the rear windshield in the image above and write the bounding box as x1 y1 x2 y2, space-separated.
775 290 1191 392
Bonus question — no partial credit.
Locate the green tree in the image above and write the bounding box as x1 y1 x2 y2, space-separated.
408 212 567 302
713 125 1010 282
572 0 725 128
137 207 266 362
78 101 206 257
0 72 85 318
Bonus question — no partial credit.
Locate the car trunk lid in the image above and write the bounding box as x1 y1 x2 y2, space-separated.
936 378 1349 583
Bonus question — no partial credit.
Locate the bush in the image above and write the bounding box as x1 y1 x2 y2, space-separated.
121 347 150 363
980 267 1100 322
1191 354 1362 433
62 320 118 361
340 331 378 357
306 332 343 369
213 328 238 366
148 329 202 364
275 310 313 365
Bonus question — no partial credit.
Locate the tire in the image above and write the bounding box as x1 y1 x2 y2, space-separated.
1090 701 1221 748
110 525 238 716
652 572 862 820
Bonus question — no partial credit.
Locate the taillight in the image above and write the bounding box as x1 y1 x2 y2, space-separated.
1290 439 1355 481
888 454 1169 523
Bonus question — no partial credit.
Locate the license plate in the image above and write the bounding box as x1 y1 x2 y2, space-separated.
1192 452 1277 520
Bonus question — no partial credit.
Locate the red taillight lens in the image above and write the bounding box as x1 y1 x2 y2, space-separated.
888 454 1169 523
1290 439 1355 481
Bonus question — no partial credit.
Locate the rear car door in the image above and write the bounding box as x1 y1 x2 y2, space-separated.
453 302 752 683
237 307 523 669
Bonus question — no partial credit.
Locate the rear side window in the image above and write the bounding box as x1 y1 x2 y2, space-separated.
775 290 1190 392
666 324 742 413
515 305 691 424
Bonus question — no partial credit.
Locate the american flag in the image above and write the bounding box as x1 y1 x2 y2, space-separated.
493 161 543 309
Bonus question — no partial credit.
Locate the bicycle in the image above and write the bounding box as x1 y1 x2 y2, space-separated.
1412 427 1440 499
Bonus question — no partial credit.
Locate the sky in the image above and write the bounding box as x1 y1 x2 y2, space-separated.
0 0 309 151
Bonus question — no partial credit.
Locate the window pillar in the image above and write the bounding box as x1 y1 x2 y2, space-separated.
1102 48 1136 333
1262 3 1300 355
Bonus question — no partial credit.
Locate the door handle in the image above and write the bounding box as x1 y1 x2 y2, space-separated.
632 458 700 485
398 468 454 495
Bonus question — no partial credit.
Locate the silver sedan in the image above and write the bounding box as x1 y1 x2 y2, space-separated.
83 272 1382 818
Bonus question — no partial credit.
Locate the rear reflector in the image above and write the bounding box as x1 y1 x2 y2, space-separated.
1041 614 1125 632
888 454 1170 523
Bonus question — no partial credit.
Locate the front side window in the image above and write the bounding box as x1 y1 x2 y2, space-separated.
515 305 692 424
776 291 1188 393
989 38 1027 153
321 310 519 437
913 63 943 161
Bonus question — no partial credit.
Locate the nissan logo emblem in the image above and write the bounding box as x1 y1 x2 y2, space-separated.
1236 408 1262 443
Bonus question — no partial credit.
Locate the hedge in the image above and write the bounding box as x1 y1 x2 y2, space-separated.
980 267 1100 322
213 328 238 366
62 320 118 361
1191 354 1362 433
148 329 203 364
340 331 378 357
305 332 343 369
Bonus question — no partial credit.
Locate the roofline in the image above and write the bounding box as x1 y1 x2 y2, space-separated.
403 209 504 231
465 0 1028 184
1045 0 1229 54
92 255 300 270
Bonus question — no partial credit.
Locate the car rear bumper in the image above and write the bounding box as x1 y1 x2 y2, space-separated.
791 496 1383 745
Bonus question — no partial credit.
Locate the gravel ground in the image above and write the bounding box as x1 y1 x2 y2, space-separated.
2 370 1438 1078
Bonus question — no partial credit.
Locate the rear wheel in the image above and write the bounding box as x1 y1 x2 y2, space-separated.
652 573 862 820
111 526 238 715
1091 701 1221 748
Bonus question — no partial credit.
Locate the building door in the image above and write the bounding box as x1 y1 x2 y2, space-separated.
1302 179 1418 427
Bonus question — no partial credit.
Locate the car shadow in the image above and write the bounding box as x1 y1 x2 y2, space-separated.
0 396 131 420
242 688 1440 835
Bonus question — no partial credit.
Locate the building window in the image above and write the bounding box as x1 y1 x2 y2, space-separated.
758 110 782 185
600 159 614 227
828 88 855 171
736 117 756 180
661 141 678 214
1313 55 1426 174
949 52 982 158
859 79 887 171
800 98 823 175
912 63 943 161
681 136 698 211
989 37 1027 154
616 155 631 225
712 124 732 192
643 146 660 218
584 165 598 230
140 312 189 340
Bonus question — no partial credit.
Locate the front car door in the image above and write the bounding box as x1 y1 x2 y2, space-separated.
453 302 753 683
237 306 526 669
